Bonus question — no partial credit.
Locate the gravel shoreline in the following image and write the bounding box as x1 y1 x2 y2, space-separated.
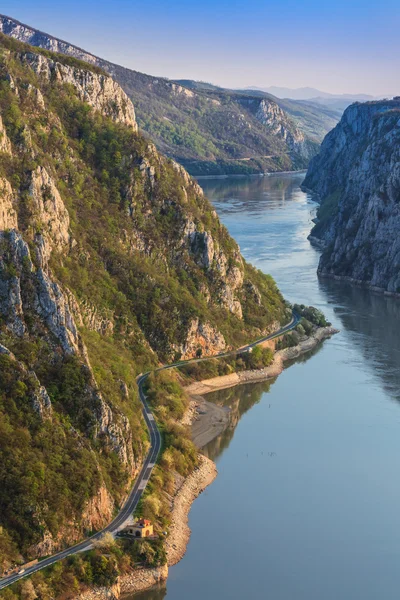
186 326 337 397
165 455 217 566
78 456 217 599
187 326 338 448
78 326 337 598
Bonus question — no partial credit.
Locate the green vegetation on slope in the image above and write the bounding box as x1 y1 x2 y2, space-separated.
176 345 274 382
0 34 287 595
0 19 343 175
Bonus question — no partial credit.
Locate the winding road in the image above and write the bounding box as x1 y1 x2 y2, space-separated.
0 312 299 591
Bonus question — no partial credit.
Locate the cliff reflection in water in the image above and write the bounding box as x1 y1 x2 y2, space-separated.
201 380 274 461
128 584 166 600
320 278 400 403
200 173 305 216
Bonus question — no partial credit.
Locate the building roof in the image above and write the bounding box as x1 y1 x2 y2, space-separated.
135 518 152 527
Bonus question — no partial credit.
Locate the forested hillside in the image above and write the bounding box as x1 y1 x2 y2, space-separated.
0 15 341 175
0 32 287 587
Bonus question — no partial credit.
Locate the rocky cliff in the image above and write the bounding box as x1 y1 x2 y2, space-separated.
0 32 286 574
240 96 318 164
0 14 335 175
303 98 400 293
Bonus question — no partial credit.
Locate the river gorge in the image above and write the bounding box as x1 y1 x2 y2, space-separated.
135 172 400 600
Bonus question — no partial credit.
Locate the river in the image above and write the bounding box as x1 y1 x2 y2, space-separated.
135 172 400 600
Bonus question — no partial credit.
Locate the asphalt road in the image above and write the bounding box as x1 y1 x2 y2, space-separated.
0 312 299 590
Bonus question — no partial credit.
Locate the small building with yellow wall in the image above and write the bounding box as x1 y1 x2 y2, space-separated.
124 518 153 538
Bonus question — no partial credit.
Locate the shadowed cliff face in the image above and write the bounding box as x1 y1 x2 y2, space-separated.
303 99 400 292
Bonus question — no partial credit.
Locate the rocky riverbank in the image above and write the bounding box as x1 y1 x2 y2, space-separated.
77 456 216 599
186 326 337 397
77 326 336 598
165 455 217 566
187 326 338 448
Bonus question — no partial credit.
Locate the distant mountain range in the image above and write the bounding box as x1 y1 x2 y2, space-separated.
0 14 342 175
247 86 374 101
243 86 392 111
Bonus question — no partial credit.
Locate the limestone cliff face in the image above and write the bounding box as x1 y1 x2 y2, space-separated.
173 319 226 359
0 15 98 65
185 226 244 319
29 166 71 253
0 114 11 153
22 52 137 130
0 14 325 176
254 98 317 162
0 178 17 229
0 227 137 469
303 99 400 292
237 96 318 165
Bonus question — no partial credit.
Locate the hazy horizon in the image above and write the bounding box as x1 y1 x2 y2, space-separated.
2 0 399 96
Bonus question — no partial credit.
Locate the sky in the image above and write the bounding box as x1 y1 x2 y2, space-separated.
2 0 399 95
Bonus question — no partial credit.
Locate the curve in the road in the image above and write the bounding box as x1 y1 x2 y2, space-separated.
0 312 299 590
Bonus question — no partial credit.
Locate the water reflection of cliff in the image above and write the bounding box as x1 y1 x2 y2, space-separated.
200 173 306 215
126 584 166 600
320 279 400 403
201 380 274 461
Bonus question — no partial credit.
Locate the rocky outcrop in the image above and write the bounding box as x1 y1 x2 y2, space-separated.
186 226 244 318
28 531 56 559
22 52 137 130
30 373 52 419
119 565 168 597
0 115 11 153
0 231 29 337
0 15 327 176
0 229 79 348
81 485 115 532
78 566 168 600
170 83 194 98
95 397 136 472
34 267 80 353
188 230 215 269
0 178 17 229
27 83 45 109
256 99 318 162
171 160 204 197
29 166 71 253
66 290 114 335
174 318 226 359
0 16 99 65
303 99 400 292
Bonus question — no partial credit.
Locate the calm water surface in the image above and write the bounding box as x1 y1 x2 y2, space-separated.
136 173 400 600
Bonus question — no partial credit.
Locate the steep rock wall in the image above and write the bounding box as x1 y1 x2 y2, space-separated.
303 99 400 292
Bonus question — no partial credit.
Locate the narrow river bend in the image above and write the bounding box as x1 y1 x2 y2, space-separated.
136 173 400 600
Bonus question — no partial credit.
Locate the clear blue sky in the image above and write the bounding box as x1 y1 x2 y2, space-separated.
2 0 399 95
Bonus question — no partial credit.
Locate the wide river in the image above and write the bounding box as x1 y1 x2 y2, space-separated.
136 173 400 600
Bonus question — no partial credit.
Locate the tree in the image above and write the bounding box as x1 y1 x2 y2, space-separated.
20 580 37 600
93 532 115 550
